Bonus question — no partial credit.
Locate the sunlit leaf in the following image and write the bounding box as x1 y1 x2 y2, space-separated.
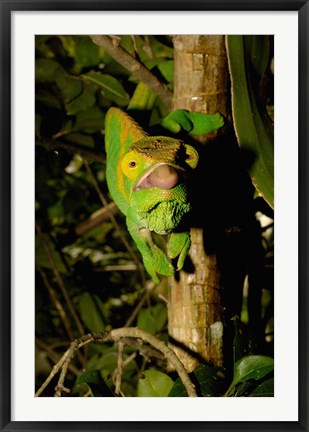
137 304 167 335
137 308 157 335
226 355 274 396
128 82 156 111
138 370 174 397
233 355 274 385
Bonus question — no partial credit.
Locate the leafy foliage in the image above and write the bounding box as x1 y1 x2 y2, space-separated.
35 35 274 398
226 35 274 208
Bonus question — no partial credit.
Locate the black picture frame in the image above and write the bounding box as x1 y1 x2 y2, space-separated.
1 1 308 431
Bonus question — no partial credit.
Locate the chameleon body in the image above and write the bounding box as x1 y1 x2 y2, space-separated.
105 107 199 283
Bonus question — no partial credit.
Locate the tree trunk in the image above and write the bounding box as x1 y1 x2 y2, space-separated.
168 35 230 372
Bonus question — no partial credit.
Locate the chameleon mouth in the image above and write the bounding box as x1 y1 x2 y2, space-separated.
133 163 183 191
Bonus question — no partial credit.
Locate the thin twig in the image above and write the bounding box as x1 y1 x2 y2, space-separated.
53 337 92 397
36 328 197 398
114 341 124 395
35 347 68 397
35 338 80 376
110 328 196 397
90 35 173 110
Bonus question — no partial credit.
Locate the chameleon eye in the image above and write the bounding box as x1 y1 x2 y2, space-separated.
121 151 139 179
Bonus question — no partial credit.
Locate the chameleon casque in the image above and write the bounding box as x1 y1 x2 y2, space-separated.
105 107 199 283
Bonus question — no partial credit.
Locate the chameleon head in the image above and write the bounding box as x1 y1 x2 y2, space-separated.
120 136 199 234
120 136 199 192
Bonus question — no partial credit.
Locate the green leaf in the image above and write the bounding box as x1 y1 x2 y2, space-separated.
226 35 274 208
128 82 156 111
168 377 188 397
227 355 274 395
77 370 114 397
64 82 97 116
75 36 100 68
137 370 174 397
151 303 168 332
137 308 157 335
82 72 130 106
78 292 106 332
86 351 118 378
54 69 83 102
137 304 167 335
35 58 62 82
59 35 77 58
244 35 270 78
232 374 274 397
250 376 274 397
158 60 174 83
169 364 226 397
36 58 97 115
161 109 224 135
119 35 136 56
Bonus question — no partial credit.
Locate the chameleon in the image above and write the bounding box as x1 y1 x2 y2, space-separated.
104 107 199 283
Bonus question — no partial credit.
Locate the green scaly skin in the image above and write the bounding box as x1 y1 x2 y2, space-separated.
105 107 199 283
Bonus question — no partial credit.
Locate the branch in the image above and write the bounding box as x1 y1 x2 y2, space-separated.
35 338 80 376
36 328 197 398
114 341 124 396
90 35 173 110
